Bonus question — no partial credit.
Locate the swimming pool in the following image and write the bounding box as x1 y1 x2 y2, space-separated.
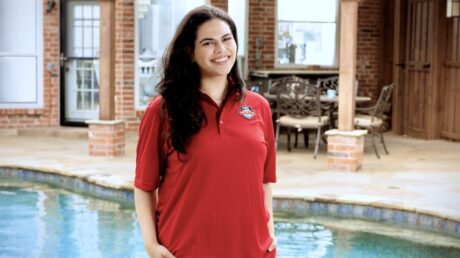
1 180 459 258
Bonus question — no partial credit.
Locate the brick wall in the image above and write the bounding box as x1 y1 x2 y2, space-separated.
210 0 228 11
356 0 382 100
247 0 276 70
45 1 60 127
0 0 60 129
114 0 138 131
87 121 125 156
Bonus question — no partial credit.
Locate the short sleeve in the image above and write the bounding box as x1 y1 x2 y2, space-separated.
134 97 164 191
262 100 277 183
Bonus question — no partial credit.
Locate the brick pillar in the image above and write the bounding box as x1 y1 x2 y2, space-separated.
86 120 125 156
325 129 367 172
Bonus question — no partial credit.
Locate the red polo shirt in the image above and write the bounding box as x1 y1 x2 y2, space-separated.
135 90 277 258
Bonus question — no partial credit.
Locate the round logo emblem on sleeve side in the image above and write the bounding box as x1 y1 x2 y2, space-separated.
238 105 256 120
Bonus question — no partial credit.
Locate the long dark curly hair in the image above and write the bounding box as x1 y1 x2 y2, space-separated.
157 5 245 154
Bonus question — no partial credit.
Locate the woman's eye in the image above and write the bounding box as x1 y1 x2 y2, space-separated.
223 37 233 42
202 41 213 46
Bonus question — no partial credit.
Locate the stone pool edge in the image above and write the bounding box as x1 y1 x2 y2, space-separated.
1 165 459 237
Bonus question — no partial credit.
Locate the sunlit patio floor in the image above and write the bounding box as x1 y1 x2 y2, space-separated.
0 127 459 222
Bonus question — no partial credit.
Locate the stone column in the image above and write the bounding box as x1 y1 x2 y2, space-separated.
326 0 366 171
86 0 124 157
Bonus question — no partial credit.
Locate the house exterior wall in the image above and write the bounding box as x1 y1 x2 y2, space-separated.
246 0 382 100
0 0 60 129
0 0 383 130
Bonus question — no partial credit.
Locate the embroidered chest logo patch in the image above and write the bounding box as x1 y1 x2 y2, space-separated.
238 105 256 120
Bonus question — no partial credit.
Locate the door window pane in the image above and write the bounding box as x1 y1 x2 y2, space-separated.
68 3 99 58
277 0 338 67
94 92 99 109
83 91 92 110
73 60 99 111
83 5 92 19
74 6 83 19
84 70 92 90
77 92 83 110
93 5 100 19
77 69 83 89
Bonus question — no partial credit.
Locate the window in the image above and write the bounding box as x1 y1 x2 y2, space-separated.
135 0 204 109
229 0 247 77
276 0 338 67
0 0 43 108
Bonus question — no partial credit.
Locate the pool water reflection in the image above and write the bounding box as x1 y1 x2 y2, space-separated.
275 218 460 258
1 181 459 258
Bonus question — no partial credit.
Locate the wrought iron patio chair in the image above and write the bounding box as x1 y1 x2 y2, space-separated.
317 76 360 128
273 76 330 159
317 76 359 95
354 83 395 158
245 78 268 95
317 76 339 95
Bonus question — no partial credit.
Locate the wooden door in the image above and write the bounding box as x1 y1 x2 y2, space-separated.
441 17 460 140
403 0 436 138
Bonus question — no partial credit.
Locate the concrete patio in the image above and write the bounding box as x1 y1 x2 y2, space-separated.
0 127 459 223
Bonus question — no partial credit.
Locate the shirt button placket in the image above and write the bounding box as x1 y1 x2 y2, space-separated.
219 120 224 135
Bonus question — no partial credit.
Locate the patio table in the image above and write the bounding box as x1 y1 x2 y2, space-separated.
263 93 371 103
264 93 372 132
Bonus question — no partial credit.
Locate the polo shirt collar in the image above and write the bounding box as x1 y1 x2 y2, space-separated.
199 87 241 107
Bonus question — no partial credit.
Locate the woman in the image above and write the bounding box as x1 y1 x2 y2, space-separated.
134 5 277 258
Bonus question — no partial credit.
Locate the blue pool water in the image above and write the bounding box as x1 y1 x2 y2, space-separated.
1 181 460 258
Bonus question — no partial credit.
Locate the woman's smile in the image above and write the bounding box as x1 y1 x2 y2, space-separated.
211 56 230 64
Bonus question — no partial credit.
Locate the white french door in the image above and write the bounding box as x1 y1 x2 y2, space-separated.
62 1 100 123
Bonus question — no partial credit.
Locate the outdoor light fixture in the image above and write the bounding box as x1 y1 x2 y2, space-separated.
447 0 460 17
46 0 56 13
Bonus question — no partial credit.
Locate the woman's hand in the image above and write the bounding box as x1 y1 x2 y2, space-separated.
147 244 176 258
268 234 277 252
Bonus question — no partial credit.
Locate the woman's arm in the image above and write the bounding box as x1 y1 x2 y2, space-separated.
134 187 176 258
263 183 277 252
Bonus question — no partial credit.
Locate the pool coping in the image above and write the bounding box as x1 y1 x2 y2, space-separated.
1 165 459 238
